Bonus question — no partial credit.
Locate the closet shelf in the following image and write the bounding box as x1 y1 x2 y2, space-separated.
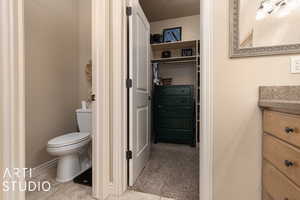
151 40 197 51
151 56 197 64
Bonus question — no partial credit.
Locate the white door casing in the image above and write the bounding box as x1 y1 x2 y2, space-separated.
0 0 26 200
128 0 151 186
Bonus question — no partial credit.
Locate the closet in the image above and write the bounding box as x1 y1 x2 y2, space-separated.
151 40 200 146
130 1 200 198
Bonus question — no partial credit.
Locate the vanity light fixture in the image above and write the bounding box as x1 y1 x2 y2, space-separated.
277 0 300 17
255 0 299 20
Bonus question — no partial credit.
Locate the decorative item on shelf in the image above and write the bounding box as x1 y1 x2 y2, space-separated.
85 60 92 83
163 27 182 43
150 34 162 44
161 51 171 58
161 78 172 85
182 48 193 56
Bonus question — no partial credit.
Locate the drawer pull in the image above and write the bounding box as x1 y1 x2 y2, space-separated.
285 127 295 134
284 160 295 167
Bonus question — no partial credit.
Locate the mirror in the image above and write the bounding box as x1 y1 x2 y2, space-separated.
230 0 300 58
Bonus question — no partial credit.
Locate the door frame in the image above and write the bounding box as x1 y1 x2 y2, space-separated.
1 0 214 199
1 0 26 199
0 0 113 199
111 0 214 200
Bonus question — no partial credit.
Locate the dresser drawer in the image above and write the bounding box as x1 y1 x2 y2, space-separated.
263 160 300 200
156 86 192 96
156 118 193 130
263 133 300 186
157 96 193 106
157 106 193 118
263 111 300 148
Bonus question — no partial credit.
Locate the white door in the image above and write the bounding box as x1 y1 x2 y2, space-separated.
128 0 151 186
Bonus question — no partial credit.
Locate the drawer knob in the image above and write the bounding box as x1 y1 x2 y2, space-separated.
285 127 295 134
284 160 295 167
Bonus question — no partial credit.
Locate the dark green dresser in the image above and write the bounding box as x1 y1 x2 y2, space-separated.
154 85 195 146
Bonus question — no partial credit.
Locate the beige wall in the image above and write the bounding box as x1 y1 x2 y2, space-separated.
25 0 91 168
150 15 199 85
213 1 300 200
78 0 92 102
150 15 200 41
159 64 195 85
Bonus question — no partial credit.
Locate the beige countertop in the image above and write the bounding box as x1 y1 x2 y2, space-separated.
259 86 300 115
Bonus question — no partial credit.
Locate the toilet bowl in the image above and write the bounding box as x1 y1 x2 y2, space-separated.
47 108 92 182
47 132 91 182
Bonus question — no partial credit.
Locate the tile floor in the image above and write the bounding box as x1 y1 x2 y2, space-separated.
26 167 174 200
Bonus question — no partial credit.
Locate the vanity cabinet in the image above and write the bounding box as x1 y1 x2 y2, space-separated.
263 110 300 200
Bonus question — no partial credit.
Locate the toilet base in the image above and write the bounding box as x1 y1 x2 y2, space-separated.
56 153 91 183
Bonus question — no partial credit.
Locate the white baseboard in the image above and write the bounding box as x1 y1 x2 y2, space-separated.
107 182 115 195
26 158 58 180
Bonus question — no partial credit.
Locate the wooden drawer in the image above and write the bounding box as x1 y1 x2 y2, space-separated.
263 111 300 148
158 106 193 118
157 96 193 106
263 133 300 187
263 160 300 200
156 85 192 96
263 190 273 200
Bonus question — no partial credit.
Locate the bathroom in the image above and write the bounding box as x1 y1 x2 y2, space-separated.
25 0 93 198
3 0 297 200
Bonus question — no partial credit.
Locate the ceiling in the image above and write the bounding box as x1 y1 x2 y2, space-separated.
139 0 200 22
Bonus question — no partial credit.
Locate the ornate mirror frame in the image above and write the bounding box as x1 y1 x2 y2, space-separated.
229 0 300 58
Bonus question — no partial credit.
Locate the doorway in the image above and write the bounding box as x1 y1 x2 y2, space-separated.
126 1 200 199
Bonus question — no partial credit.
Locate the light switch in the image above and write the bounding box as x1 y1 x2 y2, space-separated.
291 56 300 73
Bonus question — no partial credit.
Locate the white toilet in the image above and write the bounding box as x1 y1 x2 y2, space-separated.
47 108 92 183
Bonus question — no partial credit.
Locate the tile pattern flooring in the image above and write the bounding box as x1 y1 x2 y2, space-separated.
26 166 174 200
132 143 199 200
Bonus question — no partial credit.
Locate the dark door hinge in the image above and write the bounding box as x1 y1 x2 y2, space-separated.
126 150 133 160
126 7 132 16
91 94 96 101
126 78 133 88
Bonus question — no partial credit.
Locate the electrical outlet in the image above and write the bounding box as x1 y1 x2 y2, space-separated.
291 56 300 73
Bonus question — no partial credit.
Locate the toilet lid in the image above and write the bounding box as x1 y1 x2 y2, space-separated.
48 132 90 148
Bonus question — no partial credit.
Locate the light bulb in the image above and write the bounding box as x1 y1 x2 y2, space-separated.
256 9 267 20
263 2 275 12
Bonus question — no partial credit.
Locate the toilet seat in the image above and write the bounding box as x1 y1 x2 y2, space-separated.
48 132 90 148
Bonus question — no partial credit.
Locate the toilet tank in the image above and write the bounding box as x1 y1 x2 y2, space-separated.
76 109 92 133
